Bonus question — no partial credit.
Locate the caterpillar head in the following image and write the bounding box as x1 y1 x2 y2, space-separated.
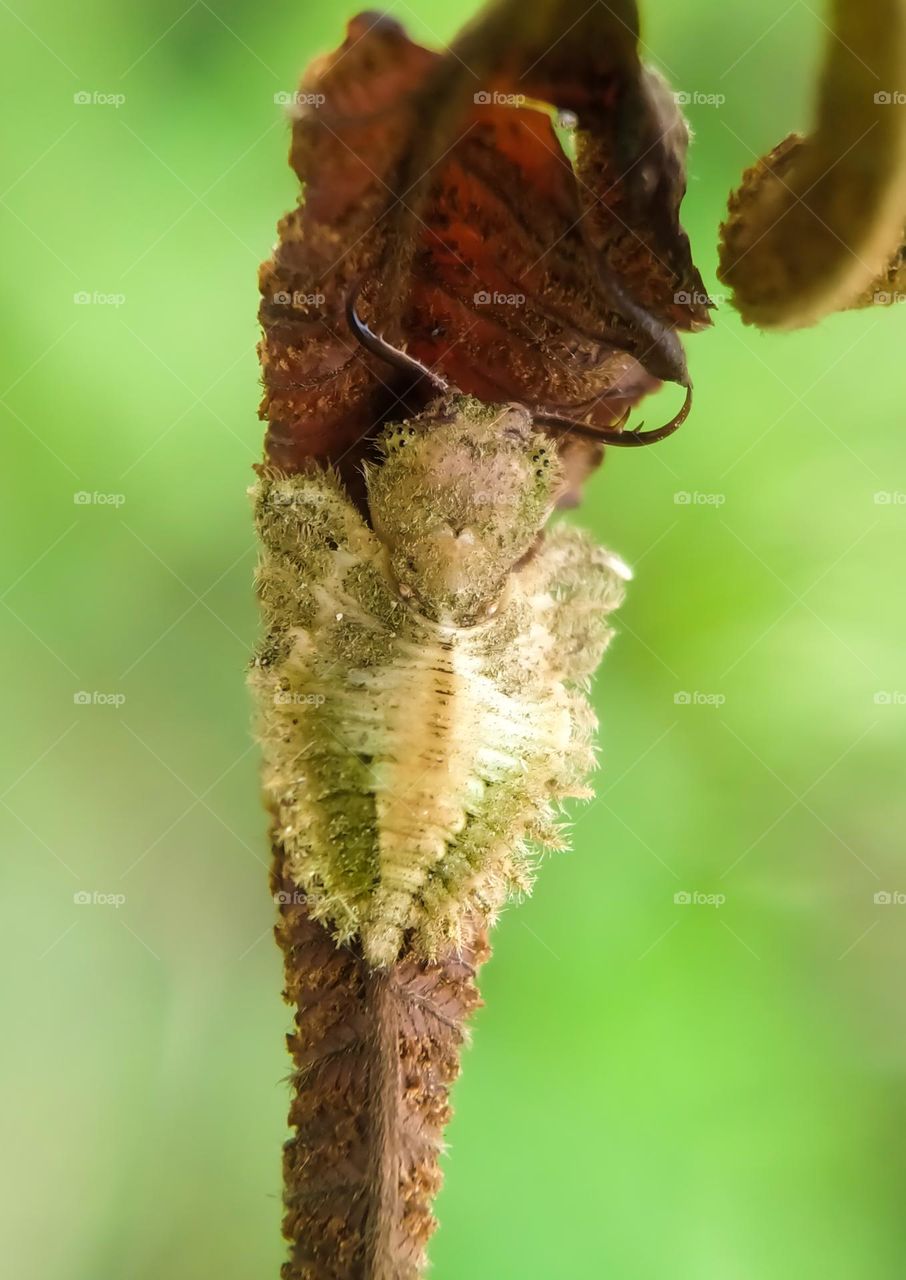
365 396 560 626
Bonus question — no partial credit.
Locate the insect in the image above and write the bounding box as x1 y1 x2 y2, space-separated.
255 0 703 973
250 310 638 966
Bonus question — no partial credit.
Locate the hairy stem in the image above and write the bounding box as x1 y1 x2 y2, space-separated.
272 842 488 1279
364 970 400 1280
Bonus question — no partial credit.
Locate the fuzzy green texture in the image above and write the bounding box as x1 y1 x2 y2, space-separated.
250 399 626 965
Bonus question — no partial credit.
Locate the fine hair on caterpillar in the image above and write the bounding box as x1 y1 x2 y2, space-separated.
345 283 693 449
250 394 628 967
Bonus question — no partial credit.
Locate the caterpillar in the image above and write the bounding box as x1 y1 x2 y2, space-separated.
250 395 628 967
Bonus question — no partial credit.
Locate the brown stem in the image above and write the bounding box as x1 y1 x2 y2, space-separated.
364 970 399 1280
272 842 488 1279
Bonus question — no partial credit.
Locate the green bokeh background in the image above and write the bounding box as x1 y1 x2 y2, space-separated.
3 2 905 1276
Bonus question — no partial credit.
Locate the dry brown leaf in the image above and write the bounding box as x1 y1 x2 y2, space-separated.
718 0 906 329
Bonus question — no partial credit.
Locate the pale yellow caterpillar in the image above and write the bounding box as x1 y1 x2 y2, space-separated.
250 396 626 967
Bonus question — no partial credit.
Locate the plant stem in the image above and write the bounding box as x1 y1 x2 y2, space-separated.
272 842 488 1279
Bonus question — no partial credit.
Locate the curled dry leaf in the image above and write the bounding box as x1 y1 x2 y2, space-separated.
718 0 906 329
258 3 707 488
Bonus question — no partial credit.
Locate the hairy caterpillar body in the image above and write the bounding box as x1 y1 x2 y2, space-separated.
251 397 626 966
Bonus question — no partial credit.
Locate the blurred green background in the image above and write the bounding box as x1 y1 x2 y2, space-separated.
3 2 906 1277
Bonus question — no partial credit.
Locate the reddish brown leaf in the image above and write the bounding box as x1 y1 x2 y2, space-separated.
258 7 707 481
